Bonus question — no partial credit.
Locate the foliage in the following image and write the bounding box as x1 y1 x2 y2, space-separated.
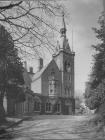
84 13 105 112
91 13 105 89
0 24 25 121
0 25 24 102
85 80 105 110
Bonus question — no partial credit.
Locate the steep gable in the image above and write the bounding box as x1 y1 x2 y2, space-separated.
32 59 60 82
41 59 62 96
43 59 60 76
32 64 48 82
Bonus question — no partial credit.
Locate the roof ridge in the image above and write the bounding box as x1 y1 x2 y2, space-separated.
32 60 51 82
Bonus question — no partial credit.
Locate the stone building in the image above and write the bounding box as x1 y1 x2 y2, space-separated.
7 14 75 115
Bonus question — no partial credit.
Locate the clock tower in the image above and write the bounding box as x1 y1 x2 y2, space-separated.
53 13 75 99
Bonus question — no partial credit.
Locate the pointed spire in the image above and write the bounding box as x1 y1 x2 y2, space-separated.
62 11 66 29
60 12 66 37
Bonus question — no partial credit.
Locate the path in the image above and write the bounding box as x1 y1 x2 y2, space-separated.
7 115 105 140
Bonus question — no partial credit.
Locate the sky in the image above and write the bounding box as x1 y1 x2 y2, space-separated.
27 0 103 95
63 0 103 94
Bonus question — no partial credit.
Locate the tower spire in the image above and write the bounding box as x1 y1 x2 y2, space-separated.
60 12 66 37
62 12 66 29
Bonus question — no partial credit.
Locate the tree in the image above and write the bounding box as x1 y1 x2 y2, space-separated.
0 1 63 58
91 13 105 89
84 13 105 113
0 25 24 123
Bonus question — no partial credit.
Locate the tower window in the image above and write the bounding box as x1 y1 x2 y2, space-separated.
65 61 71 72
65 87 68 95
70 90 72 97
69 75 71 81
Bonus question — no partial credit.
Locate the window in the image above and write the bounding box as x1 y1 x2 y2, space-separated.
28 96 32 102
65 87 67 95
65 61 71 73
68 88 69 95
34 97 41 112
65 88 66 94
50 89 53 94
45 102 52 112
67 88 72 97
49 82 54 96
70 90 72 97
48 70 57 96
34 101 41 112
69 75 71 81
56 102 61 113
65 87 71 97
51 69 55 80
27 95 33 113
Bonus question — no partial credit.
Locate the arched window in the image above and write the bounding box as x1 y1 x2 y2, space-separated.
65 61 71 73
65 87 68 95
45 101 52 112
48 69 58 96
27 94 34 113
56 101 61 113
34 96 41 112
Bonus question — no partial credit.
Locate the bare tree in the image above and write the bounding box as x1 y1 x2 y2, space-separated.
0 1 63 58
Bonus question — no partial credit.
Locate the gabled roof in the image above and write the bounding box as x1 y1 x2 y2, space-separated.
32 60 51 82
23 68 32 83
32 59 59 82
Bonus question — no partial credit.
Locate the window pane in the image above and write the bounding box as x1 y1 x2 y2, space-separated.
34 101 40 111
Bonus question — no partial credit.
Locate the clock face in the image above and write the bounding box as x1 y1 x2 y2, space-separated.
67 66 71 72
65 61 71 73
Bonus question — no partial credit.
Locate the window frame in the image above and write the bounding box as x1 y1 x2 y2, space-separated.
56 102 61 113
34 97 41 112
45 102 52 113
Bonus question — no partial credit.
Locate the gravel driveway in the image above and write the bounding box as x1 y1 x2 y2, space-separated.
8 115 105 140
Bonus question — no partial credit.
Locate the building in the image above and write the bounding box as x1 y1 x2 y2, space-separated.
7 14 75 115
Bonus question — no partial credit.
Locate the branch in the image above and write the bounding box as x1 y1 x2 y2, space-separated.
13 30 29 42
0 1 23 10
19 5 59 33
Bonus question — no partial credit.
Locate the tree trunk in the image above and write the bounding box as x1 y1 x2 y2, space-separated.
0 91 6 124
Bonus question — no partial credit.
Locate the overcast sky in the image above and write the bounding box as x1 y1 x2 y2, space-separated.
65 0 103 94
28 0 103 95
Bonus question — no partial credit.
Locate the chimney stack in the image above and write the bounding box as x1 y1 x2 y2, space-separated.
29 67 33 73
38 58 43 71
23 61 27 71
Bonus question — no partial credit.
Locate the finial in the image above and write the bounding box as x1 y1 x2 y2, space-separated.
60 11 66 37
62 11 66 30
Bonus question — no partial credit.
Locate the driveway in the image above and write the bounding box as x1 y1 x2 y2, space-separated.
8 115 105 140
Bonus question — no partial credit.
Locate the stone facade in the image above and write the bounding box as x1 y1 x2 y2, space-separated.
7 14 75 116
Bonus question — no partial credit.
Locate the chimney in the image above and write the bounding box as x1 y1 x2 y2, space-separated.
29 67 33 73
38 58 43 71
23 61 27 71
